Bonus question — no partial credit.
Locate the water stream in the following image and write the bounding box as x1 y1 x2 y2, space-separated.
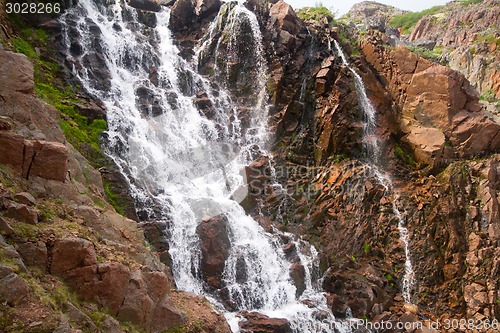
332 40 415 304
60 0 361 331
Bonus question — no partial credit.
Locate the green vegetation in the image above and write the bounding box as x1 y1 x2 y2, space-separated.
103 180 125 216
480 89 500 110
407 45 445 64
394 142 417 168
389 6 443 34
297 2 336 23
474 33 500 47
458 0 483 5
363 242 371 255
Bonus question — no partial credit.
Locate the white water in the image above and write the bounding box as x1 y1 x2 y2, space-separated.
60 0 360 331
333 40 415 304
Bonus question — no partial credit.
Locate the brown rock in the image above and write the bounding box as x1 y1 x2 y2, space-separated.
4 201 38 224
0 49 34 94
0 217 14 235
14 192 36 206
23 140 68 182
50 237 97 275
196 214 231 289
16 241 48 270
402 125 445 165
269 0 304 36
240 311 292 333
289 262 306 297
0 116 12 131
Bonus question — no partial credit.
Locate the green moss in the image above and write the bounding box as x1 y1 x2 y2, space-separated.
394 142 417 167
389 6 443 34
103 180 125 216
12 222 38 239
363 242 371 255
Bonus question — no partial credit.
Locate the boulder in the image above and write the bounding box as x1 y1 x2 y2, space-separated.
4 201 38 224
16 241 48 269
14 192 36 206
0 50 34 95
127 0 162 12
412 39 436 50
269 0 304 36
0 272 31 305
196 214 231 289
402 125 445 165
239 311 292 333
0 133 68 182
289 262 306 297
50 237 97 275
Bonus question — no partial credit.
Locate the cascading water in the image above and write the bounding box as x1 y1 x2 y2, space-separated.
60 0 362 331
332 40 415 304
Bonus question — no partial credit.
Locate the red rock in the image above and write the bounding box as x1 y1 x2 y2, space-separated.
4 201 38 224
196 214 231 290
14 192 36 206
23 140 68 182
0 49 34 95
50 237 97 275
269 0 304 36
240 311 292 333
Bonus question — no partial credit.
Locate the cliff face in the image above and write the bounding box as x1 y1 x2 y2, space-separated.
408 0 500 100
1 0 500 332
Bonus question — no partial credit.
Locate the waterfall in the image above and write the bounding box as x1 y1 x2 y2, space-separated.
60 0 362 331
332 40 415 304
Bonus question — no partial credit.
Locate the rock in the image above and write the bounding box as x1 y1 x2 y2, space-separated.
269 0 304 36
327 293 349 318
402 125 445 165
0 116 12 131
0 272 31 305
0 133 68 182
0 216 14 235
127 0 162 12
4 201 38 224
196 214 231 289
289 262 306 297
50 237 97 275
240 311 292 333
364 16 386 32
412 39 436 50
14 192 36 206
16 241 48 269
0 50 34 94
170 0 221 33
65 302 98 331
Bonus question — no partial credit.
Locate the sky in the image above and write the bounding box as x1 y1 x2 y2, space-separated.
285 0 452 16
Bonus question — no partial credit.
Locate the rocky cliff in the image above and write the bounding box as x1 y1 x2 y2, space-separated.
1 0 500 332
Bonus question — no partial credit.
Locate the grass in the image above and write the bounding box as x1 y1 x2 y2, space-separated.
407 45 444 64
389 6 443 34
474 33 500 47
297 2 336 24
103 180 125 216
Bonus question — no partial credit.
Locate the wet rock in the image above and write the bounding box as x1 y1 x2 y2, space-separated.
326 293 349 318
289 262 306 297
170 0 221 33
240 311 292 333
196 214 231 290
127 0 162 12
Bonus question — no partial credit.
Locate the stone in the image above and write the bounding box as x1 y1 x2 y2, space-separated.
196 214 231 289
50 237 97 275
23 140 69 182
65 302 98 331
412 39 437 50
0 272 30 305
289 262 306 297
327 293 349 318
0 50 34 95
16 241 48 269
0 116 12 131
127 0 162 12
14 192 36 206
0 216 14 235
240 311 292 333
4 201 38 224
402 125 445 165
269 0 304 36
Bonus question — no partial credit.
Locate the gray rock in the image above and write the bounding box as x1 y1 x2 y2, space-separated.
412 39 436 50
14 192 36 206
0 272 30 305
